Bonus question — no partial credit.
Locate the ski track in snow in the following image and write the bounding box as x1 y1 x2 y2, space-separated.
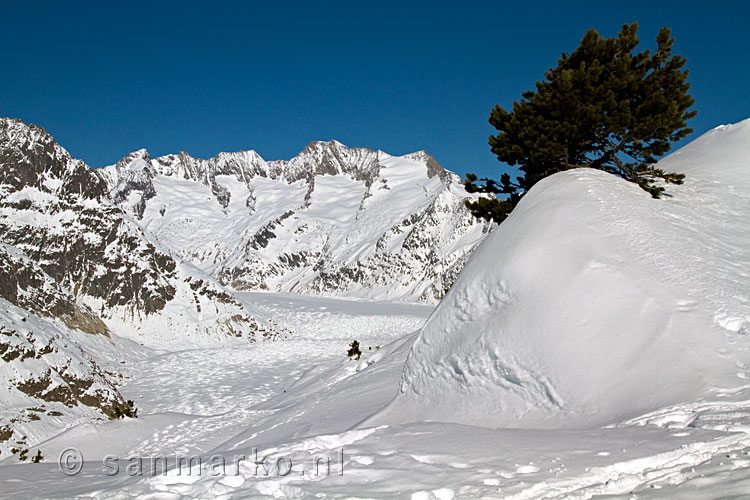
107 292 433 459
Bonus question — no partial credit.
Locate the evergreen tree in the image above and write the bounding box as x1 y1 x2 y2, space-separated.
347 340 362 360
466 22 696 222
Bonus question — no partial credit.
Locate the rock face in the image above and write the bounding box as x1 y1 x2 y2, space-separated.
0 243 109 335
99 140 492 303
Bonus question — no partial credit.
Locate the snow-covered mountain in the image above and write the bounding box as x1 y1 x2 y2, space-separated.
0 118 287 347
29 119 750 499
0 117 488 460
98 140 492 303
0 118 292 455
2 118 750 497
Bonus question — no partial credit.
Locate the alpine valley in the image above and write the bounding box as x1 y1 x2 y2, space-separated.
0 117 490 459
3 117 750 500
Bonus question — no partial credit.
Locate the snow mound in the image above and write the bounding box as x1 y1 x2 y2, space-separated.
376 119 750 429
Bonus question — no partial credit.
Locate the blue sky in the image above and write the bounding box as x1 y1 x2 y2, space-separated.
2 1 747 179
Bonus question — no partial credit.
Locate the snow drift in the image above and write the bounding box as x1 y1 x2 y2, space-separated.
376 119 750 429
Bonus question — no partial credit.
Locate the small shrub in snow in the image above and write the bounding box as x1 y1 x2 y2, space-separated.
112 400 138 419
347 340 362 360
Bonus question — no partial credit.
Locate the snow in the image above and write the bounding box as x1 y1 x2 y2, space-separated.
0 292 434 497
1 119 750 499
375 119 750 430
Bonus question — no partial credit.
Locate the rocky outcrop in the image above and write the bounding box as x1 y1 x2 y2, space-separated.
0 244 109 335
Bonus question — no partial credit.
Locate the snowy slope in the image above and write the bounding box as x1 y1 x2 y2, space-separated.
98 142 492 303
0 297 147 459
375 119 750 429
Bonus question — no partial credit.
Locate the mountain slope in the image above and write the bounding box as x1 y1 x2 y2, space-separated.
99 141 492 303
375 119 750 429
0 118 296 458
0 296 140 459
0 118 288 347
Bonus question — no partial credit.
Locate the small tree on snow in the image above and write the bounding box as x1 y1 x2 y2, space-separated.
347 340 362 360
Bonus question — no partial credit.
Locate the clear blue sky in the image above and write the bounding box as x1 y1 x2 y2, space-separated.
2 1 747 179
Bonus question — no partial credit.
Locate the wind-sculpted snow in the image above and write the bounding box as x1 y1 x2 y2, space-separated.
99 139 492 303
379 119 750 429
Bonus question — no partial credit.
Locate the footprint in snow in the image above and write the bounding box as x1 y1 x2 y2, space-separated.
350 455 374 465
411 489 455 500
516 464 540 474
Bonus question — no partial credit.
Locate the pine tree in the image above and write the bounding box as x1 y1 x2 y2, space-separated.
466 22 696 222
347 340 362 360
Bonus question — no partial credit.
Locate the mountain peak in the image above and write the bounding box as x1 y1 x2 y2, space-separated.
304 139 346 149
297 139 376 159
114 148 151 169
0 117 60 158
403 150 449 179
0 117 49 139
0 117 106 200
